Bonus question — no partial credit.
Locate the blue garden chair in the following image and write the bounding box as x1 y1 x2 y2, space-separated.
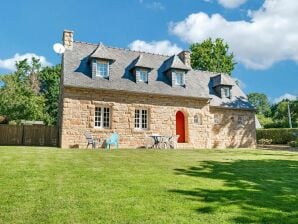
105 132 119 149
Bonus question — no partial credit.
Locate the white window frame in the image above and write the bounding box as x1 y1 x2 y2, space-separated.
134 109 148 130
222 87 231 98
138 68 149 83
94 106 111 129
174 70 185 86
96 60 109 78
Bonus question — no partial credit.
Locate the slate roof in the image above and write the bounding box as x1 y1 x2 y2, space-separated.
163 55 191 71
63 41 254 110
90 43 116 61
212 74 234 87
131 54 154 69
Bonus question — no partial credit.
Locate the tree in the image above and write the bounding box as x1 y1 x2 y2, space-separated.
0 59 47 122
190 38 236 75
39 65 61 124
271 99 298 128
0 58 61 124
247 93 271 116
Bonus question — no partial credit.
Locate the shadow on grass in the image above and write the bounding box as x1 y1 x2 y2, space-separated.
170 159 298 223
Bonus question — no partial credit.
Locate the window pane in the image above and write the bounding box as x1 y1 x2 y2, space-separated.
103 107 110 128
97 62 108 77
141 110 147 129
175 72 185 85
135 109 140 128
139 70 148 82
95 107 101 127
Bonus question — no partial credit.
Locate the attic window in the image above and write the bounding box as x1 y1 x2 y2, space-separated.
222 87 231 98
137 68 149 83
174 70 185 86
96 60 109 78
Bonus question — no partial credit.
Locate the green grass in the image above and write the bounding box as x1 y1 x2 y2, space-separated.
0 147 297 224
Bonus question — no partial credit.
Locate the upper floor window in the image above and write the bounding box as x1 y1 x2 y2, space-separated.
174 71 185 86
96 61 109 78
138 68 149 83
95 106 110 128
135 109 148 129
222 87 231 98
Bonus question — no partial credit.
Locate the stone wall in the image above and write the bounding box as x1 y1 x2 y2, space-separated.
60 87 256 149
210 107 256 148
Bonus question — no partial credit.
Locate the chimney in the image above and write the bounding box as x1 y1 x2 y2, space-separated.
178 50 191 68
63 30 74 50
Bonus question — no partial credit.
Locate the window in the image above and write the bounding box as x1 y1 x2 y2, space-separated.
214 114 221 124
222 87 231 98
138 69 149 83
194 114 202 125
135 109 148 129
174 71 185 86
95 107 110 128
96 61 109 78
238 115 245 125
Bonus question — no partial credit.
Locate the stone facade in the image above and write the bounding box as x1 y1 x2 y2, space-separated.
59 87 256 149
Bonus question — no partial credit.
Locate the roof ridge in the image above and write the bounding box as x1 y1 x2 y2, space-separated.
73 40 171 58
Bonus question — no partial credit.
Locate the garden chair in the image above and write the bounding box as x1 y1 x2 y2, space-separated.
144 132 154 149
84 132 99 149
169 135 179 149
105 132 119 149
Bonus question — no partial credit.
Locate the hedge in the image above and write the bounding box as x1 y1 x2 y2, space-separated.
256 128 298 144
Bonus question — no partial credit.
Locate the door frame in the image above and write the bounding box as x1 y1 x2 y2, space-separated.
176 111 187 143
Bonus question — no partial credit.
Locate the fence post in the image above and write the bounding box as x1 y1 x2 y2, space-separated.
21 125 25 145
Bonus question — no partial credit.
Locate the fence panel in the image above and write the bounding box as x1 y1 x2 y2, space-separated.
0 125 58 146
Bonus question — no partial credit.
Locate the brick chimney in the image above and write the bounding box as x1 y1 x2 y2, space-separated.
178 50 191 68
63 30 74 50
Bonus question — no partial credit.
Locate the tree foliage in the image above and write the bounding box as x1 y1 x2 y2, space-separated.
190 38 236 75
248 92 298 128
0 58 61 125
247 93 271 116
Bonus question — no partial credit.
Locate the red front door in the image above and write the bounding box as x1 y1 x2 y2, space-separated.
176 111 185 143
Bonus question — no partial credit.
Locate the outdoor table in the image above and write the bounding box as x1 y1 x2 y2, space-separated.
150 134 170 148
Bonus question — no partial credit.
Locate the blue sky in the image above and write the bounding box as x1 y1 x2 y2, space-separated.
0 0 297 103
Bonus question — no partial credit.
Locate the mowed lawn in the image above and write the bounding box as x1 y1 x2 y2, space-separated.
0 147 297 224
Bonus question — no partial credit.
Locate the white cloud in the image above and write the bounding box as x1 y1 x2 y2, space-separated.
0 53 51 71
274 93 297 103
128 40 182 55
170 0 298 69
218 0 247 9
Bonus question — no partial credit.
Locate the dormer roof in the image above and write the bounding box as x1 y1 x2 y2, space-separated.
212 74 235 87
90 43 116 61
163 55 191 72
131 54 153 69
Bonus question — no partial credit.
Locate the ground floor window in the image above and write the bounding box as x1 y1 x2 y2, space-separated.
135 109 148 129
238 115 245 125
95 107 110 128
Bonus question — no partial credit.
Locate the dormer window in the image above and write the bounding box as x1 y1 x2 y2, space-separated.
96 60 109 78
137 68 149 83
222 86 231 98
174 70 185 86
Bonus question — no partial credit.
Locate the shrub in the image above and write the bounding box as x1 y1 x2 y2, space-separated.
256 128 298 144
258 138 273 145
289 138 298 147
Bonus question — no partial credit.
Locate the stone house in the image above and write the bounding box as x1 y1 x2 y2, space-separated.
59 30 256 149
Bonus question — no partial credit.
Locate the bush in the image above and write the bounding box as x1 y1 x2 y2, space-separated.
256 128 298 144
258 138 273 145
289 138 298 147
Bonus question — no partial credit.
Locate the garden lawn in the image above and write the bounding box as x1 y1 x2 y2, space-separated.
0 147 297 224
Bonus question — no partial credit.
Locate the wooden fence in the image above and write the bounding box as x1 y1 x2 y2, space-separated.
0 125 58 146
